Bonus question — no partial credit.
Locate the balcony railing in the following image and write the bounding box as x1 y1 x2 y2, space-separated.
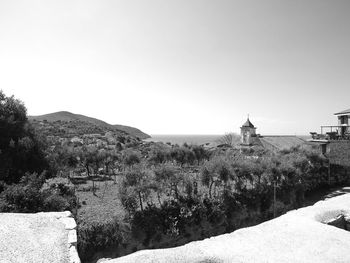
310 125 350 140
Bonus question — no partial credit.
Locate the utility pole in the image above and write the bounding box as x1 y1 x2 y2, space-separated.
273 181 276 218
328 160 331 185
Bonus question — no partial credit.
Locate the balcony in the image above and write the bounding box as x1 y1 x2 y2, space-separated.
310 125 350 141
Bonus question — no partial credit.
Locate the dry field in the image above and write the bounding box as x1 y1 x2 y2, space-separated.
75 176 126 225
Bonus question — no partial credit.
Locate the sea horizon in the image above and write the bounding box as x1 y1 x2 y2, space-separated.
144 134 312 146
144 134 223 145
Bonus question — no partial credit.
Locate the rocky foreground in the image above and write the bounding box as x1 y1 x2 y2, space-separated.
104 192 350 263
0 211 79 263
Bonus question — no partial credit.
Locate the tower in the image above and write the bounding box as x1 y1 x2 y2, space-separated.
240 117 257 146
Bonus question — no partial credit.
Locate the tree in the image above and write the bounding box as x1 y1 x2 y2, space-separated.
48 145 78 174
122 149 141 167
0 90 49 184
122 165 154 212
78 146 97 178
0 90 27 149
217 133 240 147
170 146 195 167
191 145 210 164
201 157 233 198
201 166 214 198
100 149 119 177
148 145 169 165
153 164 180 203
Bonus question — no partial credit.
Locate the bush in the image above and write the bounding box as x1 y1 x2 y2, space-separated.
2 183 43 212
148 145 169 164
43 194 70 211
40 177 77 212
130 197 227 247
119 186 139 214
0 173 77 213
0 181 8 193
122 150 141 166
41 177 75 196
0 172 45 212
77 219 126 262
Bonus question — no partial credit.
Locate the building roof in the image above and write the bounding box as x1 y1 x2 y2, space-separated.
334 108 350 116
241 118 255 128
259 136 305 151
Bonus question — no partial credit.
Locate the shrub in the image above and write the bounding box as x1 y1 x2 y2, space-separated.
77 219 126 262
43 194 70 211
0 181 7 193
41 177 75 196
40 177 77 212
148 145 170 164
0 172 45 212
2 183 43 212
0 173 77 213
122 150 141 166
119 186 139 214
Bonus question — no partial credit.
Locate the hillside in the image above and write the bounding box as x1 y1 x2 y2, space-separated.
113 124 150 140
28 111 150 139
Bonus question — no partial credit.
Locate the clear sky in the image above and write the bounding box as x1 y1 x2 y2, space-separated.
1 0 350 135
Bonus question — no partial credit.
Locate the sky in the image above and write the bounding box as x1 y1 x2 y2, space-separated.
1 0 350 135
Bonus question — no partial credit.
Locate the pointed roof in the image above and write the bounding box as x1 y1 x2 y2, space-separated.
241 118 255 128
334 108 350 116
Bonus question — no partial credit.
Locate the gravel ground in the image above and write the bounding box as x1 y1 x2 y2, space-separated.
0 213 69 263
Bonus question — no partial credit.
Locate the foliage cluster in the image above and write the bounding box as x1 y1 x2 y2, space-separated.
147 143 210 166
0 91 49 184
77 219 126 262
119 147 329 245
0 90 76 213
0 172 76 212
78 145 336 261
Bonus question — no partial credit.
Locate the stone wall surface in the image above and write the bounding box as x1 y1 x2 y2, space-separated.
327 140 350 167
105 193 350 263
0 211 80 263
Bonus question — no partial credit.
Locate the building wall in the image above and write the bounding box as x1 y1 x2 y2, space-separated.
240 127 256 145
327 141 350 167
338 115 349 125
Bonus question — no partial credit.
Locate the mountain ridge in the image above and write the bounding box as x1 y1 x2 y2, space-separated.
28 111 150 139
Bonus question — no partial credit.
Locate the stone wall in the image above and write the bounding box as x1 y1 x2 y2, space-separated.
59 211 80 263
36 211 80 263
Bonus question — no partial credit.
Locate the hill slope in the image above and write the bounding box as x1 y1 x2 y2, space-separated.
113 124 150 140
28 111 150 139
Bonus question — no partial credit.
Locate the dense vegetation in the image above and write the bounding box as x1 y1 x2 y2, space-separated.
0 92 49 184
77 145 336 262
0 90 76 212
1 90 349 263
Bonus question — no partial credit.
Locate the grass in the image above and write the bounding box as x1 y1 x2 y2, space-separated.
74 168 202 225
75 176 126 225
